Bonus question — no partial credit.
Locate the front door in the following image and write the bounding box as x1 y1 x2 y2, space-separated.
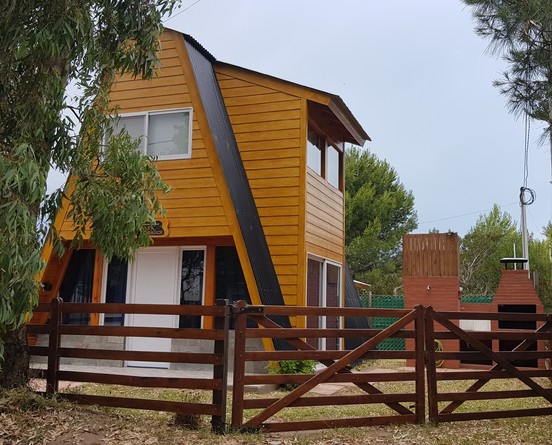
125 247 180 368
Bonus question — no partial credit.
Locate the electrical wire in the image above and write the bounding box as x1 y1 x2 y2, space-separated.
523 110 530 188
418 201 518 226
520 109 535 207
164 0 204 23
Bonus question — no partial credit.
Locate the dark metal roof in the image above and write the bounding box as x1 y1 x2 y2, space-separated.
183 36 292 343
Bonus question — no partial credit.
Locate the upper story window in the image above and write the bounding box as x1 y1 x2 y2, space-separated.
112 108 193 160
307 127 324 175
307 124 343 191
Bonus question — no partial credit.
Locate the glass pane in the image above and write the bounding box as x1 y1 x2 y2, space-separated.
113 115 145 152
307 128 323 175
307 141 321 174
148 111 190 157
325 263 341 350
306 259 322 348
215 246 251 329
327 145 340 189
59 250 96 325
179 249 204 328
104 257 128 326
215 246 250 304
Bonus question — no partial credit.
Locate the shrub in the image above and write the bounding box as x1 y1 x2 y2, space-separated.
268 360 316 390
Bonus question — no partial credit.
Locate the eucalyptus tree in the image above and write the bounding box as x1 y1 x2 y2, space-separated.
464 0 552 151
0 0 178 387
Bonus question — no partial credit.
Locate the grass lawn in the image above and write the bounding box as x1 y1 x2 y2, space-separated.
2 360 552 444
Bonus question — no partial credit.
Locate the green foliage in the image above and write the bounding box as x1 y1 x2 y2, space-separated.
464 0 552 143
269 360 316 390
460 205 519 295
345 146 417 294
0 0 178 369
460 205 552 309
530 236 552 311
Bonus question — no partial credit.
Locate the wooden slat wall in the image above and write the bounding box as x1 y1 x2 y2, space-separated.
59 30 231 240
216 69 302 306
403 234 460 277
305 170 344 262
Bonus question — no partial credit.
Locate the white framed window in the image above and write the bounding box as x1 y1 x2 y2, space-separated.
111 108 193 160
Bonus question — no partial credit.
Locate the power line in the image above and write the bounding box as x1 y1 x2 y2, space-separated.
418 202 518 226
164 0 204 23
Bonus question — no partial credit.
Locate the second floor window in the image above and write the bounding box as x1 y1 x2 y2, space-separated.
307 125 343 191
112 108 193 160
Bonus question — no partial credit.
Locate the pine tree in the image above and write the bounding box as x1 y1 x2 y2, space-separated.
464 1 552 149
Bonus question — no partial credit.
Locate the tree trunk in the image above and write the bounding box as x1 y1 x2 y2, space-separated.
0 326 29 389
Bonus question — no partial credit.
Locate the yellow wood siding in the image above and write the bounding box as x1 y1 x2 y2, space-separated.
216 69 303 306
305 169 344 262
59 30 231 240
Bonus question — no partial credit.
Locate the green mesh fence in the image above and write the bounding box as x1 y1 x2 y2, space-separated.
360 293 405 350
461 295 493 304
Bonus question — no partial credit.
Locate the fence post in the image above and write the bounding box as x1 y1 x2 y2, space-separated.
414 305 426 424
211 299 231 434
424 306 439 424
230 300 248 430
46 297 62 395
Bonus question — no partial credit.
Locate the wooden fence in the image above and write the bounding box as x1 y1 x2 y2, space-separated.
26 298 231 433
26 300 552 433
230 301 425 432
425 307 552 423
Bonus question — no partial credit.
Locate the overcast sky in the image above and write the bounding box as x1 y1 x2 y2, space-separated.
48 0 552 240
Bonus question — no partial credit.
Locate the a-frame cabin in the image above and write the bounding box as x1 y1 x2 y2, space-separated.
36 29 369 352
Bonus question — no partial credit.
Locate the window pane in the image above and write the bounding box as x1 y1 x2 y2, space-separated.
327 145 340 189
179 249 204 328
215 246 250 304
113 115 145 152
104 257 128 326
216 246 251 329
307 128 323 175
325 263 341 350
306 259 322 348
148 112 190 157
59 250 96 325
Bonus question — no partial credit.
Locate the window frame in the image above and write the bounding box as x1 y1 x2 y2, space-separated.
306 122 344 191
306 254 343 350
112 108 193 160
100 256 130 326
179 246 207 329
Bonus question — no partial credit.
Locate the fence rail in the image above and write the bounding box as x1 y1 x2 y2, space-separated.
230 302 425 432
26 300 552 433
26 297 230 433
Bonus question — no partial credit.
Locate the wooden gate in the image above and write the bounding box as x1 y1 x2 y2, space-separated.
425 307 552 423
230 302 425 432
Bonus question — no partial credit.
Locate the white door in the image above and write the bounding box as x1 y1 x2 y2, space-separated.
125 247 179 368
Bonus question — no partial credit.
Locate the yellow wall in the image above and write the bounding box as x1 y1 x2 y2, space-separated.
59 30 232 240
305 169 345 263
215 67 305 306
53 29 349 310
